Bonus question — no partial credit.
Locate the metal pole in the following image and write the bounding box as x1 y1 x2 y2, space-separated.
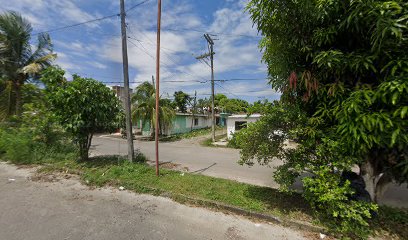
120 0 134 162
155 0 162 176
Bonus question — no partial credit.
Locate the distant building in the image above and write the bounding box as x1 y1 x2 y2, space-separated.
138 113 212 136
110 85 133 107
226 114 261 139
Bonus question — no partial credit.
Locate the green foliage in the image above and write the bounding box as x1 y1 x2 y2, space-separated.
173 91 191 113
42 67 121 161
0 119 77 165
0 11 55 117
218 98 249 114
132 81 175 136
241 0 408 237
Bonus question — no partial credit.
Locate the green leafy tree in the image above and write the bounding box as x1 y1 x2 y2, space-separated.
219 98 249 113
173 90 191 113
197 98 210 113
132 81 175 136
41 67 121 161
0 11 55 119
233 0 408 236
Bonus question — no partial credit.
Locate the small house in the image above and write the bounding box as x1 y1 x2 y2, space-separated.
138 113 212 136
226 114 261 139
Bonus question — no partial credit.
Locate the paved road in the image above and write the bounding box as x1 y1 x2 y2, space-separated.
91 135 282 188
0 162 307 240
91 135 408 208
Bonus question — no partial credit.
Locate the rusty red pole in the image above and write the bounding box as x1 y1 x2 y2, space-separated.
155 0 162 176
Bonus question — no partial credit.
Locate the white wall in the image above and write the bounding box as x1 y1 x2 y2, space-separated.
227 116 260 139
185 115 212 129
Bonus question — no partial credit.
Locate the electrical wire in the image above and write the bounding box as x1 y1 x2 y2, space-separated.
33 14 120 35
162 27 262 39
126 0 151 13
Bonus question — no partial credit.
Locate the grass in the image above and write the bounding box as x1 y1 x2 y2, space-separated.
159 127 225 142
37 155 312 220
201 134 232 148
3 153 408 239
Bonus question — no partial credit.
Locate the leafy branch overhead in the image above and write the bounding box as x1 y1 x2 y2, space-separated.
236 0 408 237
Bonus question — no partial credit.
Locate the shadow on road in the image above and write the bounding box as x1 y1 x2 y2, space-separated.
191 163 217 174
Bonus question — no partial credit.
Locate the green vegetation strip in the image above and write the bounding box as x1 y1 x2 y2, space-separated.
11 156 408 239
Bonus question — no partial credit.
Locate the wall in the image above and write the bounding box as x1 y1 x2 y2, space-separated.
140 114 212 136
169 115 211 135
227 116 260 139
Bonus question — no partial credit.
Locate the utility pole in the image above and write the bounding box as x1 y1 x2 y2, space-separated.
196 34 215 142
154 0 162 176
120 0 134 162
190 91 197 131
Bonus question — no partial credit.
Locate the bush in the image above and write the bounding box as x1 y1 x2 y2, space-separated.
0 120 77 164
0 127 34 164
303 166 378 239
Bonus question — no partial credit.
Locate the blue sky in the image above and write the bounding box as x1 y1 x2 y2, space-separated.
2 0 281 102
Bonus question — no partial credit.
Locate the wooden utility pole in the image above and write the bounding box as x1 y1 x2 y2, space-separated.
120 0 134 162
155 0 162 176
196 34 215 142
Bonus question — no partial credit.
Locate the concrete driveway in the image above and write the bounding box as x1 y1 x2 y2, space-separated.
91 135 408 208
0 162 307 240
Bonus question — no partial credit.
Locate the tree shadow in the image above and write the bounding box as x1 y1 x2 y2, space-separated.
244 184 313 219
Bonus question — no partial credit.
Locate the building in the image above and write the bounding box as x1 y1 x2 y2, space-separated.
110 85 133 107
226 114 261 139
138 113 212 136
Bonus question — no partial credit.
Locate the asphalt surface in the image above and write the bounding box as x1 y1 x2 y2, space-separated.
0 162 307 240
91 135 281 188
91 135 408 208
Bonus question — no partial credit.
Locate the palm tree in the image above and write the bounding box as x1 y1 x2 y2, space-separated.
131 81 175 136
0 11 55 119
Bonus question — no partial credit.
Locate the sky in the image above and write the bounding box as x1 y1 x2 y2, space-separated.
1 0 281 102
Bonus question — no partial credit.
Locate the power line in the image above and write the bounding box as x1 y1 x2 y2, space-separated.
162 27 262 39
126 0 151 13
215 82 240 98
127 37 209 83
33 14 120 35
126 28 208 82
28 0 150 36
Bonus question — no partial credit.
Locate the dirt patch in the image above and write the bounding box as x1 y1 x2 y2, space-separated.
147 160 189 172
225 226 246 240
31 171 78 183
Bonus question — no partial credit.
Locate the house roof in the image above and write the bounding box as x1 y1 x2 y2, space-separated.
176 112 210 117
227 114 261 119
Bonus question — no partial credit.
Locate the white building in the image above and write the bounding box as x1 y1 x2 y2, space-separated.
226 114 261 139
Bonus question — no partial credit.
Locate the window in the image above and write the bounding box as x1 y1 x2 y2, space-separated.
235 121 247 130
194 118 199 126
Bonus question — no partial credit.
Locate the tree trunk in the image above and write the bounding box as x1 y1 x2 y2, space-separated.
14 81 22 116
360 160 392 203
78 134 93 161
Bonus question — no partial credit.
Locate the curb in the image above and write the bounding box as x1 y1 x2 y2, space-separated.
26 162 327 235
158 191 326 234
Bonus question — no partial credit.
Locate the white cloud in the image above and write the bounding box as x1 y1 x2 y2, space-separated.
3 0 271 102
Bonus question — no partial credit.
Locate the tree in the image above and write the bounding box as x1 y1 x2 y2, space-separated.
214 93 227 111
42 67 121 161
0 11 55 118
234 0 408 236
173 90 191 113
219 98 249 113
197 98 210 114
132 81 175 136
